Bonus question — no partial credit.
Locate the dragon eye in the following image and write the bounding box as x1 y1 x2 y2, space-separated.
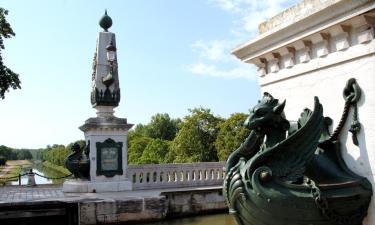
255 109 267 116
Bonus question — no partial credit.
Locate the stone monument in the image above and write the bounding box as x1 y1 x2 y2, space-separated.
231 0 375 224
63 11 133 192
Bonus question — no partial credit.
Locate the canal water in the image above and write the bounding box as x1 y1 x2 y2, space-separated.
11 163 67 185
135 214 237 225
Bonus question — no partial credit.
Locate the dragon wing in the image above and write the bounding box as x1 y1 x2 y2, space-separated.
249 97 324 182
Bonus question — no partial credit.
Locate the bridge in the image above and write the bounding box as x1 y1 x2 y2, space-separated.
0 162 227 225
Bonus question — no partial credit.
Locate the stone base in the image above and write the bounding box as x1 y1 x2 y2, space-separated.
62 179 133 193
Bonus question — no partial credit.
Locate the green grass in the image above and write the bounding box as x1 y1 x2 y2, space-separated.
0 165 21 185
42 161 71 175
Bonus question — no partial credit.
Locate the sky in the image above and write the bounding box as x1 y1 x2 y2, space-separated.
1 0 300 149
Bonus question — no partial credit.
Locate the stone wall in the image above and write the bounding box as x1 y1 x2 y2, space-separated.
79 188 226 225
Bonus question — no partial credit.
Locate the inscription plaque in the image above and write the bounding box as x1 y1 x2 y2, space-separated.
96 138 123 177
101 147 118 171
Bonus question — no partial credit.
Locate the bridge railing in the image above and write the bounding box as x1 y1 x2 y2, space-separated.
127 162 225 190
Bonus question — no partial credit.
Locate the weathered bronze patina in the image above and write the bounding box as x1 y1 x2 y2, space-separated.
223 78 372 225
65 142 90 179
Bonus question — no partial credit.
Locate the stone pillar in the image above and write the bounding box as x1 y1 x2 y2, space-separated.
63 11 133 193
232 0 375 224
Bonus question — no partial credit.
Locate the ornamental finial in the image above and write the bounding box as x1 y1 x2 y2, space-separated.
99 9 112 32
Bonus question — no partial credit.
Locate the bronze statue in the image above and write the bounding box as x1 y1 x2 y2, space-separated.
65 142 90 179
223 79 372 225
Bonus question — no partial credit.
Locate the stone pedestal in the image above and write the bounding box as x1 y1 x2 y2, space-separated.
232 0 375 223
63 116 133 193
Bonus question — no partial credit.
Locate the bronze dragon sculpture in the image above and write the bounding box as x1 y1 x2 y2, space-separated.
223 79 372 225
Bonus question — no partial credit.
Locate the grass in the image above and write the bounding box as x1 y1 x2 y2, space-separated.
42 161 71 175
0 163 23 185
5 165 22 179
0 160 32 185
6 160 32 166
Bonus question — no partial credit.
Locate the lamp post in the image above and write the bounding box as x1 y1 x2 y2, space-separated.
106 40 116 62
102 40 116 88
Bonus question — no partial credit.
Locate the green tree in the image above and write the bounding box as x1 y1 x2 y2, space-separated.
0 145 12 159
128 136 152 164
147 113 181 140
0 8 20 99
66 140 86 151
170 107 223 163
139 139 170 164
128 113 180 145
16 149 33 160
215 113 250 161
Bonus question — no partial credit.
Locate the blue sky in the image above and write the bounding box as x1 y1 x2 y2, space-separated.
1 0 299 149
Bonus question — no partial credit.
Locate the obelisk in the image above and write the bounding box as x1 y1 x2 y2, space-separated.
63 11 133 192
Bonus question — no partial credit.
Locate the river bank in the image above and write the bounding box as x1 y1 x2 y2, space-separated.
42 161 70 175
0 160 32 184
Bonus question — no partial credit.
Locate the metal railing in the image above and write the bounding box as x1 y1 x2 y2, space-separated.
0 169 72 186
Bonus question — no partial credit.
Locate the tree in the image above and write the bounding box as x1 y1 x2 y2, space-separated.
147 113 181 141
139 139 170 164
128 136 152 164
0 8 20 99
170 107 223 163
16 149 33 160
0 145 12 159
128 113 180 143
215 113 251 161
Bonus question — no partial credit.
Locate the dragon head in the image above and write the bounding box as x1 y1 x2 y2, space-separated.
245 92 289 132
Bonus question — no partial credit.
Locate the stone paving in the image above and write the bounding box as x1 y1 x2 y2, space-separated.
0 186 65 203
0 184 222 204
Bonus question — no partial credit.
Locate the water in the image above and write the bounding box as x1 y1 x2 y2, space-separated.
135 214 237 225
10 163 68 185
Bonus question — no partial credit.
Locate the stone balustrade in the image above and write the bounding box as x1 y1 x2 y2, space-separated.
127 162 225 190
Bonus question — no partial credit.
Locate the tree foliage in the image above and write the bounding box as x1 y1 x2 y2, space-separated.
128 136 152 165
128 113 180 164
215 113 250 161
0 8 20 99
0 108 252 166
147 113 181 140
0 145 32 160
16 149 33 160
39 140 85 167
139 139 170 164
129 113 180 141
170 108 223 163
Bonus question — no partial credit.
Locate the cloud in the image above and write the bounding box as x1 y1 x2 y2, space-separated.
187 0 299 80
191 40 232 61
189 62 257 80
209 0 298 34
188 39 257 80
